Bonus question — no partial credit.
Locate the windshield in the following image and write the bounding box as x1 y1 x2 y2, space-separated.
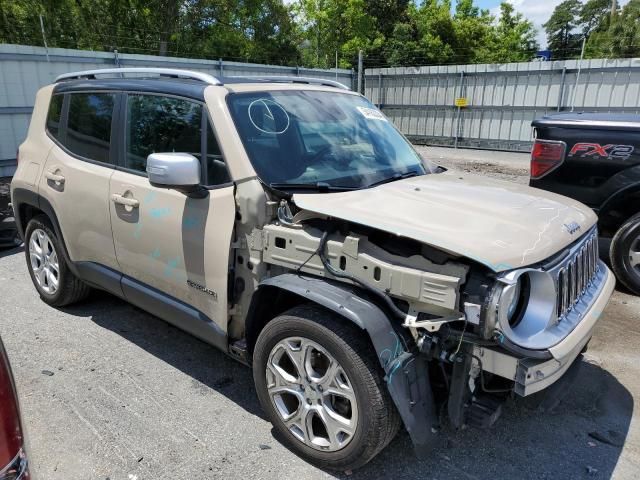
227 90 434 190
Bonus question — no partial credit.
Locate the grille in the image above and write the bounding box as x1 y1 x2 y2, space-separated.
556 230 599 319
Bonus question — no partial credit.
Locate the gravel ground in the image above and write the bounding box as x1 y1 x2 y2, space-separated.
0 147 639 480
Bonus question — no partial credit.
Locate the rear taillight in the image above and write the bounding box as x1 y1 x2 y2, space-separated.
0 341 28 479
530 139 566 179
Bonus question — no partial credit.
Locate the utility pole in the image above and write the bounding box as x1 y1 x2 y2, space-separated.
357 50 363 94
39 14 49 62
571 37 587 112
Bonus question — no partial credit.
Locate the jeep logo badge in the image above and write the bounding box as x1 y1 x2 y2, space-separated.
563 222 581 235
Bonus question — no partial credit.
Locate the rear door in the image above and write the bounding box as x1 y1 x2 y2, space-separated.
39 91 119 270
109 93 235 335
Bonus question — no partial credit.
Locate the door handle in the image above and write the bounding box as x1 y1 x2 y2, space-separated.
111 193 139 208
45 171 65 185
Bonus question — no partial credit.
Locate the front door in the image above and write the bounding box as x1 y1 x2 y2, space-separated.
109 93 235 335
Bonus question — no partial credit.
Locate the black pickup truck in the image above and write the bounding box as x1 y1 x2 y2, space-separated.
530 113 640 295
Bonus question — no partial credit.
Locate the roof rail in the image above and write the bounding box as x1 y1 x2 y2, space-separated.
239 76 350 90
55 68 222 86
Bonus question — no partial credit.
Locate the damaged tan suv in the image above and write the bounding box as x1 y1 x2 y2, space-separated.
12 68 615 470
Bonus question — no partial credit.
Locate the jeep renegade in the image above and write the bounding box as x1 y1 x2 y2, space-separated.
11 68 615 470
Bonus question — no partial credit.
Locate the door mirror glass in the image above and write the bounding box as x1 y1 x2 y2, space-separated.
146 152 201 193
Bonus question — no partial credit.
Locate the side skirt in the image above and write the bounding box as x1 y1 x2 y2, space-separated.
75 262 228 352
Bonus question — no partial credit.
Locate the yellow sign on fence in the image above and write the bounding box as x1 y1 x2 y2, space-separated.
455 97 468 108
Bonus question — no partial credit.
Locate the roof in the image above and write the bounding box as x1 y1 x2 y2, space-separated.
532 112 640 132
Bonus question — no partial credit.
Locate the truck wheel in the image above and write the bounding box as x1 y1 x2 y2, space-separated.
252 304 400 471
24 215 90 307
610 213 640 295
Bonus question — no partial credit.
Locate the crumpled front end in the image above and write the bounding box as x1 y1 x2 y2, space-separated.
254 198 615 450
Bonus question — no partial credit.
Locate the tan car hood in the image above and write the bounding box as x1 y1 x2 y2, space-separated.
293 171 597 272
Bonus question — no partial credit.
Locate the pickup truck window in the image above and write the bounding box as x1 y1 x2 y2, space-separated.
227 91 430 190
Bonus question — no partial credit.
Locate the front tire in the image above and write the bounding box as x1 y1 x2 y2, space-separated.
610 213 640 295
253 304 400 471
24 215 90 306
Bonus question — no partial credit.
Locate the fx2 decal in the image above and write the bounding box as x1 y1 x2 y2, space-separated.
568 143 635 161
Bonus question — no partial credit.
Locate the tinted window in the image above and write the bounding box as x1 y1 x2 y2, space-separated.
126 94 229 185
126 95 202 173
46 94 64 140
66 93 114 163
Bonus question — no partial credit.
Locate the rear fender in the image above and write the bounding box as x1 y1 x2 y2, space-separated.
249 274 438 453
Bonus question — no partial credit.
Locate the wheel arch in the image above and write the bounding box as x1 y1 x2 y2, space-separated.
245 273 439 453
12 187 78 276
598 185 640 237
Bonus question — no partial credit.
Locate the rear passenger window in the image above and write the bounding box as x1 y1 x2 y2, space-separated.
46 94 63 140
126 94 230 185
66 93 114 163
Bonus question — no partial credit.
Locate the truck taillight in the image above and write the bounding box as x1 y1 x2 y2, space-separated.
0 341 28 479
530 139 566 179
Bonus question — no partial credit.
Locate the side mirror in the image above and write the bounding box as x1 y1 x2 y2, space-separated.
146 152 204 196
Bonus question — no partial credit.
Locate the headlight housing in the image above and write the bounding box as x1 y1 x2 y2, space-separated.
483 269 558 350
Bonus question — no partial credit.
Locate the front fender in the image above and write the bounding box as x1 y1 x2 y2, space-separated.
252 274 438 453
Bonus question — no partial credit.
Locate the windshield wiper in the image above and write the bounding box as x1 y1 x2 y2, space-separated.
268 182 356 192
366 170 421 189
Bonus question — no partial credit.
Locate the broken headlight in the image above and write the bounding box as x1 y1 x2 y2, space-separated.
483 269 557 349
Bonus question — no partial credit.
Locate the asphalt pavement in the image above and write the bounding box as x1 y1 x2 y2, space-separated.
0 147 638 479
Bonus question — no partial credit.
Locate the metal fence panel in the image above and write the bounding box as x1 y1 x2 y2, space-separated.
365 58 640 152
0 44 353 176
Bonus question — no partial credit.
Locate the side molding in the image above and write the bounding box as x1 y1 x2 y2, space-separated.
253 274 438 453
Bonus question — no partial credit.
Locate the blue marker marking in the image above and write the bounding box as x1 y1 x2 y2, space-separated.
164 257 180 277
379 331 404 383
150 207 171 219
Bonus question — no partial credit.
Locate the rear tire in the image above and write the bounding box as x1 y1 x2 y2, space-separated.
24 215 90 307
610 213 640 296
252 304 400 471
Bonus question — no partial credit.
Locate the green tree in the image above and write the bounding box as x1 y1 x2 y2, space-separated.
544 0 583 58
606 0 640 57
580 0 612 36
483 2 538 63
295 0 383 68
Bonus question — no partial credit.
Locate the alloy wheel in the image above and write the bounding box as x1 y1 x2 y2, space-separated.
630 235 640 274
266 337 358 452
29 228 59 295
